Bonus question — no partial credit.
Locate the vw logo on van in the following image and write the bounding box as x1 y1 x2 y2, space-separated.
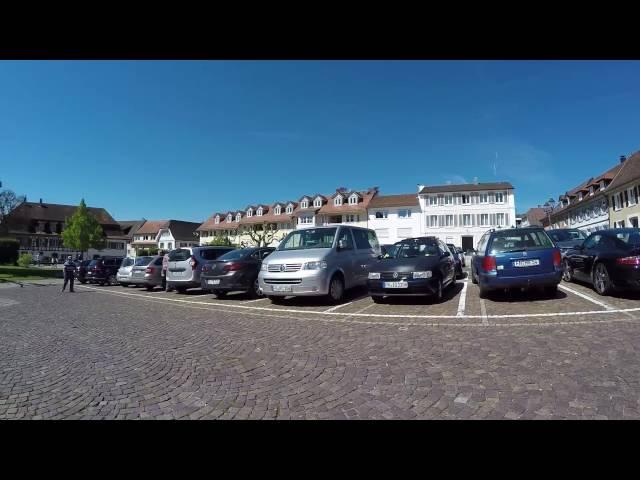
280 264 286 272
393 272 398 279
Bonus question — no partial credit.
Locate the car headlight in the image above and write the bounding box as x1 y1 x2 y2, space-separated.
304 261 327 270
412 271 432 279
368 272 381 279
261 263 268 271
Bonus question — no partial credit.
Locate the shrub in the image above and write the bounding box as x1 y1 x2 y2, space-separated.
0 237 19 265
17 253 32 268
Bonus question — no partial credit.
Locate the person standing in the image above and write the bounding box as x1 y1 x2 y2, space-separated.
62 255 77 292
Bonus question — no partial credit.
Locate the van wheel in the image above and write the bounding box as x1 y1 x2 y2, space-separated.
247 278 263 299
176 287 187 294
214 290 227 299
372 296 386 304
327 275 345 305
145 285 154 291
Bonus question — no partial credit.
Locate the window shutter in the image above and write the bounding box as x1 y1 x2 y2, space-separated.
505 213 510 226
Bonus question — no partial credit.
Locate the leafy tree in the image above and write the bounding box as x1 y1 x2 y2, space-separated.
206 235 235 247
241 223 284 248
17 253 32 268
0 189 26 234
61 199 105 258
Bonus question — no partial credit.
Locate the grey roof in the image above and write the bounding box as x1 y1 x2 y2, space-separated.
166 220 202 240
419 182 514 194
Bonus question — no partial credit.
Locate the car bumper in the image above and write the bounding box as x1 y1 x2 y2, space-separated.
201 272 252 292
367 278 440 296
610 265 640 289
479 271 562 290
128 275 162 286
259 270 330 296
117 275 132 283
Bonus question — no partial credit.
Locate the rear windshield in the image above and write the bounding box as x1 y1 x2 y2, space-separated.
489 230 553 254
88 260 100 267
218 249 252 261
548 230 587 242
168 249 191 261
199 248 235 260
121 258 135 267
134 256 153 266
613 231 640 246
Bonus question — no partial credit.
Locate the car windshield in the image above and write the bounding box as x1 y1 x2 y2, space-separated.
394 240 440 258
382 244 400 258
489 230 554 254
218 249 253 261
134 256 153 266
121 258 135 267
278 228 337 250
548 230 587 242
88 260 100 267
614 231 640 246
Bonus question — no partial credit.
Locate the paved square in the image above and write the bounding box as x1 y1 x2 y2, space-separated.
1 273 640 420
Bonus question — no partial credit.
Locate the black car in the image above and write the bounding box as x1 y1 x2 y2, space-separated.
75 260 92 284
562 228 640 295
446 243 465 277
547 228 588 257
86 257 124 286
201 247 275 298
367 236 456 303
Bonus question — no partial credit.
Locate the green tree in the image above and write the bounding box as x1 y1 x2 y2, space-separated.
206 235 236 247
0 188 26 235
61 199 105 257
17 253 32 268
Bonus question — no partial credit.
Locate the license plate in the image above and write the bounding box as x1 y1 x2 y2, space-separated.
513 259 540 267
207 279 220 285
134 272 144 276
272 285 292 292
383 281 408 288
172 271 184 277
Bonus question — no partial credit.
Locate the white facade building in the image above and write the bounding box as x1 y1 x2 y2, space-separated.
418 182 516 251
367 194 421 244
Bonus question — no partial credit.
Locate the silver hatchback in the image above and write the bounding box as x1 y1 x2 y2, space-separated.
258 225 380 304
117 257 136 286
128 255 164 290
166 246 236 293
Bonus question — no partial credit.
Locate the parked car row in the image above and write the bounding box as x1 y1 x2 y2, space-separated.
88 225 640 303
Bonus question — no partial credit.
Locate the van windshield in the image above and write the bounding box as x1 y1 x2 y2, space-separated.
489 230 554 254
278 228 337 251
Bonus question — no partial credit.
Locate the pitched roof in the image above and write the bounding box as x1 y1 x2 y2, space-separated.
165 220 201 240
605 151 640 191
117 220 147 239
9 202 118 224
522 207 547 226
368 193 419 208
419 182 514 194
135 220 169 235
317 189 377 215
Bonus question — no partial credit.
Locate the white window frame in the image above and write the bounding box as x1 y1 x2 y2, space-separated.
480 193 488 204
428 215 438 228
334 196 343 206
257 207 263 216
286 205 294 214
247 209 253 217
348 194 358 205
214 216 220 224
429 196 437 206
398 209 412 219
236 214 241 222
463 214 471 226
374 210 388 219
345 214 359 223
461 194 470 205
314 198 323 208
495 192 505 204
274 206 281 215
298 216 313 225
444 195 453 206
496 213 505 226
480 214 489 226
301 199 309 209
445 215 454 227
629 187 637 206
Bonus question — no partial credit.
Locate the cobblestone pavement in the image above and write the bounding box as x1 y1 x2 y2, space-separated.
1 275 640 420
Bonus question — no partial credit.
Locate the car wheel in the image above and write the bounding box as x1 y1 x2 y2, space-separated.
214 290 227 299
562 259 574 283
471 268 478 285
432 278 443 303
106 275 117 286
479 285 489 299
176 287 187 294
268 295 285 304
145 285 154 291
544 285 558 298
371 296 386 304
247 278 263 299
120 283 128 288
80 280 87 284
327 274 345 305
593 263 613 296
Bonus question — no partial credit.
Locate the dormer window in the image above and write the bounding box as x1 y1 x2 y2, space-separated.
257 207 263 216
600 180 607 190
313 197 322 208
274 206 281 215
247 208 253 217
334 196 343 206
236 214 241 222
578 192 583 201
301 199 309 209
227 214 232 222
215 216 220 224
286 205 294 214
589 186 594 196
348 194 358 205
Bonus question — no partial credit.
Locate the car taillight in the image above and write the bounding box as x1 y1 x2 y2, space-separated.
189 256 198 270
222 262 244 273
552 249 562 267
616 256 640 266
145 267 155 274
482 256 497 272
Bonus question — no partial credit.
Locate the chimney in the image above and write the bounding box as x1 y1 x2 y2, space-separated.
620 155 627 164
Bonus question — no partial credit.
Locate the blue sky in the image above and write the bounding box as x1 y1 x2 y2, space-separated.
1 60 639 222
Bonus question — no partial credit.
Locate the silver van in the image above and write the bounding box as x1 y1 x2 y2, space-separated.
258 225 380 304
166 246 235 293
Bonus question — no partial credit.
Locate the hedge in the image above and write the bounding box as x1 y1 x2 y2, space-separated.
0 237 20 265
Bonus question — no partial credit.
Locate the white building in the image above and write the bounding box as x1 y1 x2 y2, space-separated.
130 220 200 255
367 194 421 244
418 182 516 251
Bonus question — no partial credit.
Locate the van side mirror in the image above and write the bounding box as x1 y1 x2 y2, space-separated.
442 251 451 258
338 239 347 250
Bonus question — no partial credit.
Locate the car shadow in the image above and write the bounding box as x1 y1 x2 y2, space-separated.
565 279 640 301
270 286 371 308
484 288 568 303
381 281 464 305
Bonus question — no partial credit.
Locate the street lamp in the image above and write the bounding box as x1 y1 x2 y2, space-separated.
543 198 556 228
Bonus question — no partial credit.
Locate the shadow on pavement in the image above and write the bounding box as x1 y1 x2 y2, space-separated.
380 281 463 305
484 288 567 303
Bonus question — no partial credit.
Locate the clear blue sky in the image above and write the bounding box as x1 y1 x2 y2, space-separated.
1 60 639 222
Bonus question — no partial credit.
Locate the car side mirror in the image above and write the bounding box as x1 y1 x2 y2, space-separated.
338 239 347 250
442 251 451 258
377 254 384 260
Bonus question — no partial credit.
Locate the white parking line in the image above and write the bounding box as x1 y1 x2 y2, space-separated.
245 297 269 303
324 300 355 313
77 285 640 319
558 284 614 310
456 281 468 317
480 298 488 326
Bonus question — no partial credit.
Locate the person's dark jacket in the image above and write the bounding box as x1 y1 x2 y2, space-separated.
63 260 77 279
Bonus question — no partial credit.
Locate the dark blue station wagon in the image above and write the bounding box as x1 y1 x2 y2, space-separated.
470 227 562 298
